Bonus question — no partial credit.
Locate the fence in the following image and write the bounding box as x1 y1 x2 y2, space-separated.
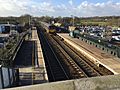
0 65 19 89
77 34 120 58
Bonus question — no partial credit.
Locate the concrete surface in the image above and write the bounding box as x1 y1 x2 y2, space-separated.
14 29 48 86
58 33 120 75
3 75 120 90
31 29 48 81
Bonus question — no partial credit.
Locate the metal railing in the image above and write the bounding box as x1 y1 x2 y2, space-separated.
0 65 19 89
77 34 120 57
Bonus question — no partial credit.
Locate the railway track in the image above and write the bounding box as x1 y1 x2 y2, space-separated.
14 40 41 85
37 30 70 82
46 34 88 79
60 36 113 75
37 26 108 82
51 35 101 77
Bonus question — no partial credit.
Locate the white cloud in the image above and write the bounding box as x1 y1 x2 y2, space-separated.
0 0 31 16
76 1 120 16
0 0 120 17
69 0 73 5
0 0 54 16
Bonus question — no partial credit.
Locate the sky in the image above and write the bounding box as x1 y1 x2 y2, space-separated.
0 0 120 17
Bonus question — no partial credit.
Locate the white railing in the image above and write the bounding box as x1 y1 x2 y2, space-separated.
0 65 19 89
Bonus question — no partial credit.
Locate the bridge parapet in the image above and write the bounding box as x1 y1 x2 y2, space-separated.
3 75 120 90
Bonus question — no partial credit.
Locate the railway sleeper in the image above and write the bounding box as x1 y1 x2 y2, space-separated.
53 36 101 77
49 35 88 78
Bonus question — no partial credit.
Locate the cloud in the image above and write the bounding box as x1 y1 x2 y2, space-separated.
0 0 120 17
0 0 32 16
69 0 73 5
76 1 120 16
0 0 54 16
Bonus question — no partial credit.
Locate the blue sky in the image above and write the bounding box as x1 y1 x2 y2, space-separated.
0 0 120 17
34 0 120 5
34 0 119 5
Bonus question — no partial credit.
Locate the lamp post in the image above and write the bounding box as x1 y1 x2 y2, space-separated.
71 15 74 26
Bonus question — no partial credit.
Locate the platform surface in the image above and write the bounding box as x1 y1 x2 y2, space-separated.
58 33 120 74
31 29 48 81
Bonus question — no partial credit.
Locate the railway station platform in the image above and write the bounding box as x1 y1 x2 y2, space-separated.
58 33 120 75
15 28 48 86
31 28 48 82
